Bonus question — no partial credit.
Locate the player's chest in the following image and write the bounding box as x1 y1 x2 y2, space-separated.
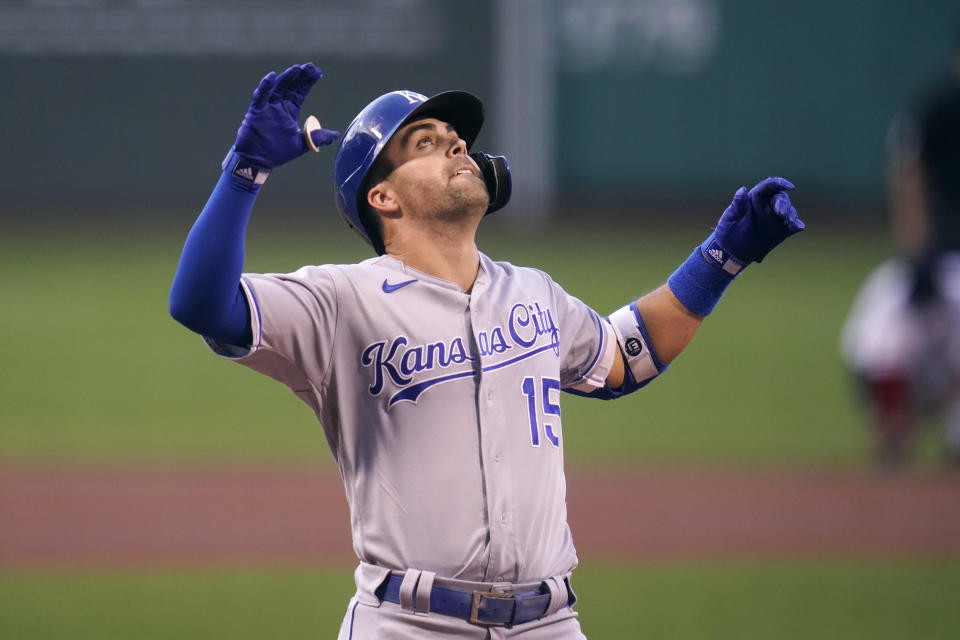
347 287 563 406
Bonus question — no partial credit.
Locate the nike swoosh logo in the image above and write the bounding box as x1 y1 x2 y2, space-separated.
381 278 417 293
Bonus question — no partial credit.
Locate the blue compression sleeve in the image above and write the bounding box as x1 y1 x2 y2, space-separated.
169 171 259 347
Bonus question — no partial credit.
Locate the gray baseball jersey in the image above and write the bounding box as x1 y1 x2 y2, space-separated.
208 252 616 583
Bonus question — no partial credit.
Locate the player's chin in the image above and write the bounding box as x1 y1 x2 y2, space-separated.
441 189 488 221
449 179 488 206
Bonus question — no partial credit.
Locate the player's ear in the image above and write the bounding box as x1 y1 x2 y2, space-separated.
367 182 401 218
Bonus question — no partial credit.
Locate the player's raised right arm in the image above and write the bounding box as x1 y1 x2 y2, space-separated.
169 63 338 347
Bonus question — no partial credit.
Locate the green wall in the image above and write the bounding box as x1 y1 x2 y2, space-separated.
556 1 959 204
1 1 957 215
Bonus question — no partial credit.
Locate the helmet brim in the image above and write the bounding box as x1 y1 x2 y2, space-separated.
398 91 484 149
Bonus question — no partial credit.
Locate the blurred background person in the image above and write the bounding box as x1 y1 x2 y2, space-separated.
842 24 960 469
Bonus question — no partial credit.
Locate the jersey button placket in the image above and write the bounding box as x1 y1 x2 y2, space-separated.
471 292 516 582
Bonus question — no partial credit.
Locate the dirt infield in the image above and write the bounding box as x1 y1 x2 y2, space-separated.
1 461 959 568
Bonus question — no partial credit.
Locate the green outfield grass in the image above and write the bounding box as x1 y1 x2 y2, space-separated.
1 560 957 639
3 219 941 466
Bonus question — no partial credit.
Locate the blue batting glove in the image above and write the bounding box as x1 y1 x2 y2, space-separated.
702 177 805 274
233 62 340 169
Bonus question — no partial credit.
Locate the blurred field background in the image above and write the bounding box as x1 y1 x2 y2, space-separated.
0 222 902 465
3 1 960 638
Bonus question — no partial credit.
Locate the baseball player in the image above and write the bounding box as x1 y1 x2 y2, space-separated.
169 63 804 638
841 26 960 468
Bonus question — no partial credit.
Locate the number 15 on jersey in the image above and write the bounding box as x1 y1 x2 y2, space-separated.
521 376 561 448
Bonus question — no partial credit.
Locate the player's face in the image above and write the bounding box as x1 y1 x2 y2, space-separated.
378 117 488 222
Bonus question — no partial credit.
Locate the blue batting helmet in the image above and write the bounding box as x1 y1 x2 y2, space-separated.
333 90 484 252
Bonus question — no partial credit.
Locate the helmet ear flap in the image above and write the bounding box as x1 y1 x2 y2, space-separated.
469 152 512 215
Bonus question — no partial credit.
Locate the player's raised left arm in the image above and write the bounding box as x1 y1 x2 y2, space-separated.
603 177 805 393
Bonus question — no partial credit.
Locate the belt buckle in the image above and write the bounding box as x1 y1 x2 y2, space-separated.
469 590 512 627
